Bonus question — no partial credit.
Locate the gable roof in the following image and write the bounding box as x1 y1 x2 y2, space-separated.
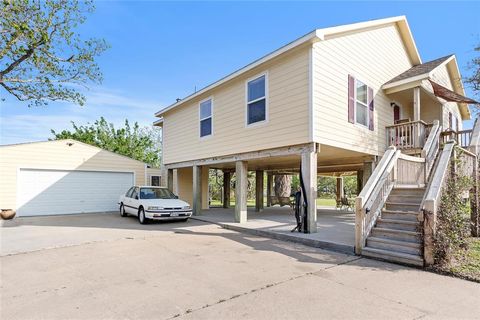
154 16 420 118
0 139 159 168
383 55 471 120
384 55 453 85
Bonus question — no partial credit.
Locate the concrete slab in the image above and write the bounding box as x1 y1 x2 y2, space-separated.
2 214 478 320
192 207 355 254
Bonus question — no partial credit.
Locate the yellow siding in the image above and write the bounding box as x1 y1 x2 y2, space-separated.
312 24 413 155
146 168 162 185
175 167 193 205
430 64 463 130
162 47 311 165
0 140 148 210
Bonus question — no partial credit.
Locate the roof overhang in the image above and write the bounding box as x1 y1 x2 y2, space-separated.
155 16 420 118
153 118 164 127
382 55 472 120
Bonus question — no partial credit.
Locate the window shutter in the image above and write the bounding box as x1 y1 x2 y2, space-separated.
368 87 374 131
348 75 355 123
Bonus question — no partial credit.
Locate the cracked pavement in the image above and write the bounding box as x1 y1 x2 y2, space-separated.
1 213 479 319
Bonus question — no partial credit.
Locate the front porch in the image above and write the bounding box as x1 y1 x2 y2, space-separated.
191 206 355 254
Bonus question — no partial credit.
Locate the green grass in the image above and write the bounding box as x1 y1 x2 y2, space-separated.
316 198 336 207
210 198 338 207
448 238 480 282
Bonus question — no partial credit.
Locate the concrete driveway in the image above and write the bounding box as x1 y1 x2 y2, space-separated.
1 213 479 319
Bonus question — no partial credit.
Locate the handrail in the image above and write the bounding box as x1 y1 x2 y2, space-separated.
421 120 441 179
422 141 455 265
385 120 427 129
355 147 399 254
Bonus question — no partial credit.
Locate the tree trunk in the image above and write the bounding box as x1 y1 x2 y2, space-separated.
274 175 292 197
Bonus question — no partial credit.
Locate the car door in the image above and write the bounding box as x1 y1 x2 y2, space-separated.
130 187 140 216
123 187 134 214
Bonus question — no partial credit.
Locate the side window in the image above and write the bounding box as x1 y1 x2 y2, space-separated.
126 187 134 198
355 80 368 127
151 176 161 186
246 74 267 125
348 75 374 131
131 188 139 200
199 99 213 137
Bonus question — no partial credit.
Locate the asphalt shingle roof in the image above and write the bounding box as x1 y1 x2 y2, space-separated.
384 55 453 85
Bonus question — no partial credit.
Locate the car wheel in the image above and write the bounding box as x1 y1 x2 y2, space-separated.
120 203 127 217
138 207 147 224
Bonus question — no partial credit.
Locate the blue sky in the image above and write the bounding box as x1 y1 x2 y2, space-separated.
1 1 479 145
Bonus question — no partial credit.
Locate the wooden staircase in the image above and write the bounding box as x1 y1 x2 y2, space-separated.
362 187 424 267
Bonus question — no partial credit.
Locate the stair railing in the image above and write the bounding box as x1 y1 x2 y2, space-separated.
422 140 455 265
355 146 400 254
421 120 441 179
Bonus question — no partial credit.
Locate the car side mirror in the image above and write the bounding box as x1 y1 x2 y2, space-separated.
174 195 178 199
135 195 139 200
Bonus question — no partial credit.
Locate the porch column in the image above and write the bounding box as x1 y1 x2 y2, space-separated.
336 176 344 202
192 165 202 216
167 169 174 192
356 170 363 195
301 148 317 233
362 160 375 188
255 170 264 212
201 166 209 210
235 161 248 223
266 173 273 207
223 171 231 209
413 86 421 148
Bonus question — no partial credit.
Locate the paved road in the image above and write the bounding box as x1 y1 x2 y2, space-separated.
1 213 479 319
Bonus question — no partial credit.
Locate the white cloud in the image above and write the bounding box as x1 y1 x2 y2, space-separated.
0 88 164 145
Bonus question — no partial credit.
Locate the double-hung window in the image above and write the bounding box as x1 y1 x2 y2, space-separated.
199 98 212 137
246 74 267 125
355 80 368 127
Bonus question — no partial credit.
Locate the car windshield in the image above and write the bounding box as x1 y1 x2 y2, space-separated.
140 188 176 199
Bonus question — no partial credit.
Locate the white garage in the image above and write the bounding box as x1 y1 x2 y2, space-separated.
17 169 134 216
0 139 162 217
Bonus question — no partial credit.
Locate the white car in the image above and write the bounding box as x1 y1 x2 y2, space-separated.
119 186 192 224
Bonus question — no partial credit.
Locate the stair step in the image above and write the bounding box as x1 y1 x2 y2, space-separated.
385 202 420 211
382 210 420 222
371 227 422 243
362 247 424 267
366 236 422 255
377 218 420 231
387 194 423 204
390 188 425 196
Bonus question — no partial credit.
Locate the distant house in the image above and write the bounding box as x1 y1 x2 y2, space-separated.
0 139 161 216
154 16 479 266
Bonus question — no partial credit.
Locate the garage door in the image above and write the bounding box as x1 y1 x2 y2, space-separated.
17 169 134 216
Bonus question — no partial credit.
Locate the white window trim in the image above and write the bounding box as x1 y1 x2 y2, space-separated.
353 78 370 130
245 72 269 128
199 96 214 139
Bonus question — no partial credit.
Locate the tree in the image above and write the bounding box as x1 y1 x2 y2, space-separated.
0 0 108 106
51 117 162 167
466 42 480 97
274 175 292 197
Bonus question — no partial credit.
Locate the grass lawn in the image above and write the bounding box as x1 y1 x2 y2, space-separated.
436 238 480 283
210 198 337 207
448 238 480 282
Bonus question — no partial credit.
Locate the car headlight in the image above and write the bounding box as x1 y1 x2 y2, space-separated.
148 206 163 210
183 206 191 210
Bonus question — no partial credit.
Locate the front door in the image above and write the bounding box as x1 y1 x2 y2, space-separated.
393 104 400 123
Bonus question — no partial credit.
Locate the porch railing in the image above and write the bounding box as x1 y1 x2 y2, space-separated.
442 129 473 148
386 120 429 150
